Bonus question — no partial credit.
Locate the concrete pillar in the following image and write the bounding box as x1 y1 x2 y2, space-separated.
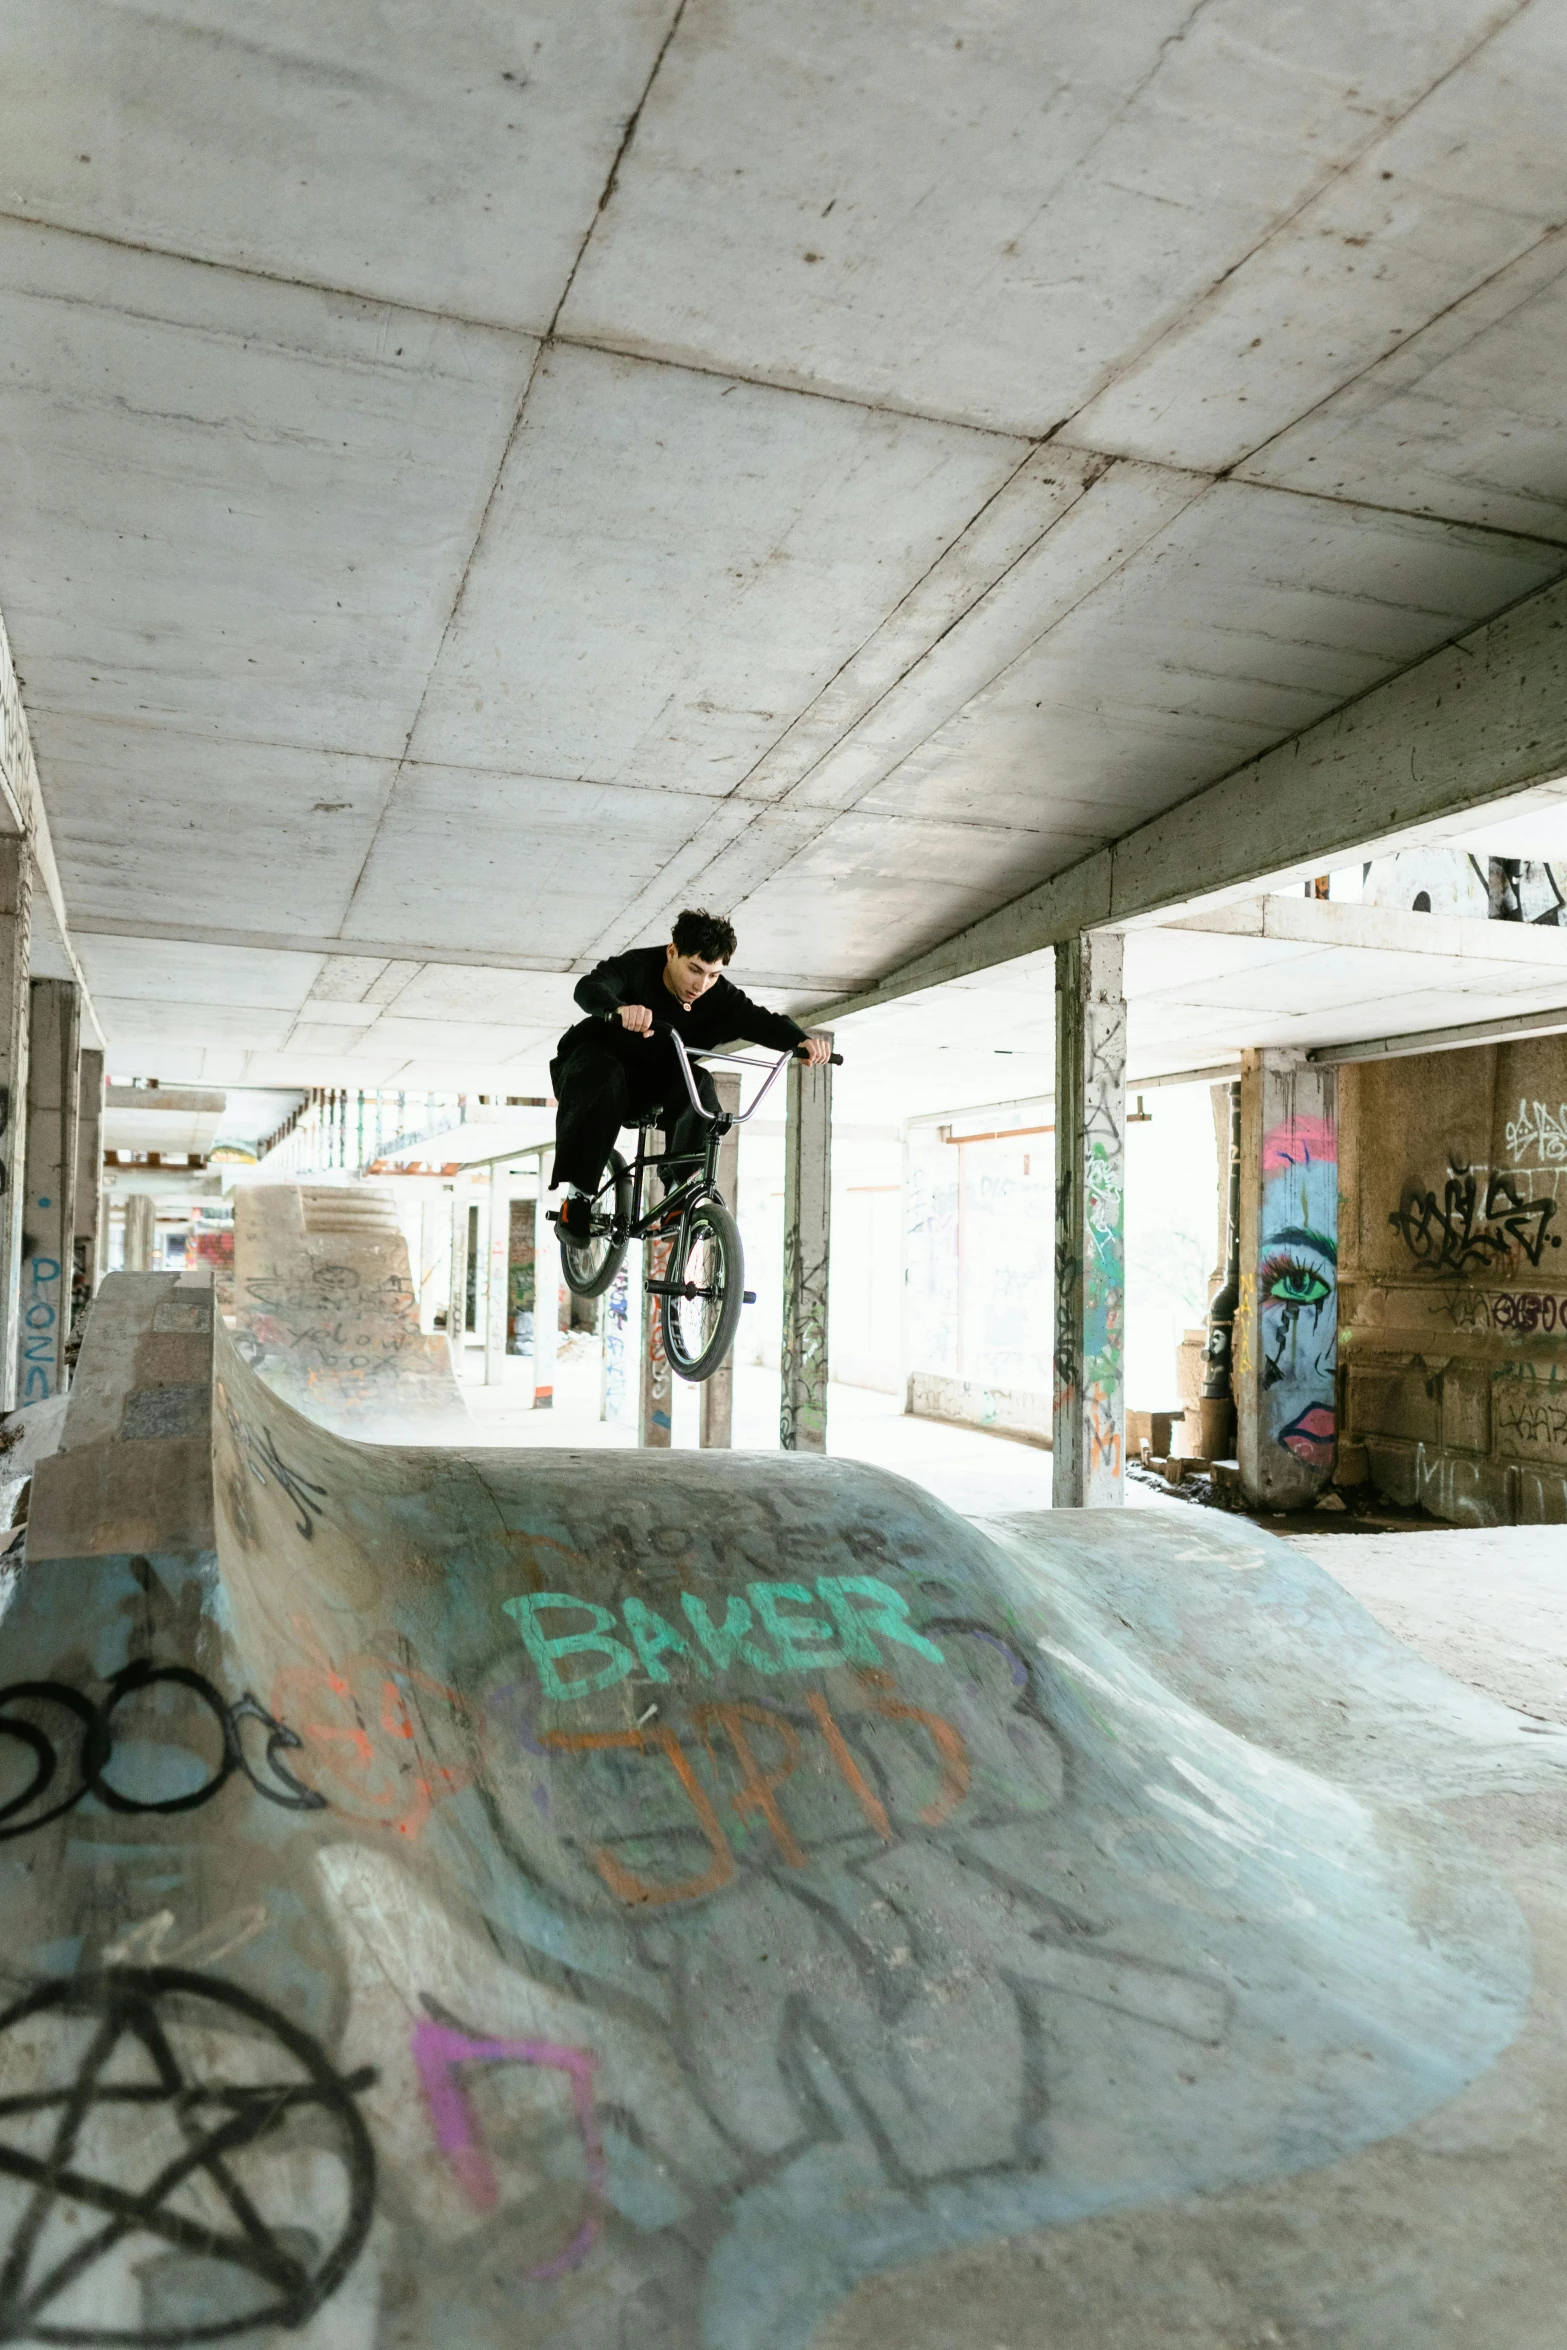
600 1259 632 1425
417 1187 445 1332
781 1041 832 1453
484 1162 509 1385
447 1183 469 1372
1052 932 1126 1506
639 1165 672 1448
124 1192 155 1274
1235 1049 1339 1510
18 979 80 1403
700 1073 742 1449
0 840 29 1409
532 1172 556 1410
74 1047 105 1300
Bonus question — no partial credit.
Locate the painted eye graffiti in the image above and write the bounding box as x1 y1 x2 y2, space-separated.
1259 1253 1332 1309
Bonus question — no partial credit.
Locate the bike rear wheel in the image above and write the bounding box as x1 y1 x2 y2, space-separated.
559 1150 632 1299
661 1199 744 1381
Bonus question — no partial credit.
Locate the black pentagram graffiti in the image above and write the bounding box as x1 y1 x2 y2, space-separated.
0 1967 376 2345
0 1666 325 1843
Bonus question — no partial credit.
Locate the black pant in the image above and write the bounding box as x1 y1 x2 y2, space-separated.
550 1033 717 1194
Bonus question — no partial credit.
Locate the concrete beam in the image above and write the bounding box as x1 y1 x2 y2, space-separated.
814 572 1567 1023
1311 1001 1567 1064
1173 893 1567 966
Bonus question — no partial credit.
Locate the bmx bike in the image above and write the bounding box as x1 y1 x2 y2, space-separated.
549 1030 841 1384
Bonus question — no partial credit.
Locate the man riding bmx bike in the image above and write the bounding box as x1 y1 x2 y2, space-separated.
550 908 833 1241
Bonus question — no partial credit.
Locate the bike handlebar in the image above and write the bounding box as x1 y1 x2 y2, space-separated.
640 1024 842 1124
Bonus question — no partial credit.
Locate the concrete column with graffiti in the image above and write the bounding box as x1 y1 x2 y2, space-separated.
18 978 80 1404
483 1163 509 1386
0 839 28 1409
1235 1049 1339 1509
700 1073 742 1449
639 1162 672 1448
781 1043 832 1452
531 1176 555 1410
1052 931 1125 1507
73 1047 105 1309
446 1183 470 1375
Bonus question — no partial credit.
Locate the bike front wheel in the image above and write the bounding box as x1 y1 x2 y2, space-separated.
559 1149 632 1299
661 1200 744 1382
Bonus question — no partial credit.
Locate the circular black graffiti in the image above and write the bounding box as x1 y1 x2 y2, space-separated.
0 1966 376 2344
0 1668 326 1842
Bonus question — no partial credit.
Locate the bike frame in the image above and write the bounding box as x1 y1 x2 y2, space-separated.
601 1031 794 1244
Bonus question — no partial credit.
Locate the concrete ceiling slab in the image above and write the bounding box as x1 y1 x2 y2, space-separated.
0 218 531 753
0 0 674 330
96 997 299 1053
2 0 1565 1090
1241 234 1567 540
76 934 324 1009
561 0 1505 435
406 343 1025 792
1070 0 1567 476
856 481 1566 846
732 809 1048 991
342 760 728 963
37 715 393 934
381 963 581 1028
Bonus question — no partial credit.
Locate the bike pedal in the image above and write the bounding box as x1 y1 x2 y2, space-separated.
742 1290 756 1304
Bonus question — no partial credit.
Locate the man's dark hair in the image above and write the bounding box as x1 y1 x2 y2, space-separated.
672 908 737 964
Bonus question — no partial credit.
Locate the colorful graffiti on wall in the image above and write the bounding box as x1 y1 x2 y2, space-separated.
1257 1111 1338 1473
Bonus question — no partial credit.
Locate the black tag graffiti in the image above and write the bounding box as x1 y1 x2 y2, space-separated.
0 1967 376 2344
0 1664 325 1842
1389 1165 1563 1274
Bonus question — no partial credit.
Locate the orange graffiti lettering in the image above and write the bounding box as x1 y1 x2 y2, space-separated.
696 1702 807 1867
854 1671 971 1826
541 1723 735 1905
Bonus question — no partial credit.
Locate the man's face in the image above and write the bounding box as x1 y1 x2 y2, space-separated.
663 945 725 1006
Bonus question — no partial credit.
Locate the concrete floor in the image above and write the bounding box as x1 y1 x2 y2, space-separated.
431 1343 1567 2344
453 1339 1178 1518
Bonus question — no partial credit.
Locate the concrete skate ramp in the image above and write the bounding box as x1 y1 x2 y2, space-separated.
0 1273 1557 2347
234 1182 471 1441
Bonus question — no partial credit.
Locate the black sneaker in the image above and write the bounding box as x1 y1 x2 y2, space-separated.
560 1195 594 1244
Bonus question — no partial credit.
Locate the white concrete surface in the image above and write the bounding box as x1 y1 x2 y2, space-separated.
0 4 1564 1086
455 1339 1184 1518
1294 1527 1567 1727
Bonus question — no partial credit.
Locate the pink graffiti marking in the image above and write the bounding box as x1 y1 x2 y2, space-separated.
1262 1116 1336 1175
411 2019 604 2276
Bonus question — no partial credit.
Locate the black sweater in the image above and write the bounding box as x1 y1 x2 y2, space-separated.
561 947 807 1060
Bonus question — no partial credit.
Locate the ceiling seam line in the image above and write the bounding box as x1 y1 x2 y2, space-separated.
716 453 1108 809
820 563 1567 1020
1041 0 1538 433
333 0 695 949
1214 220 1567 485
573 445 1091 959
610 463 1222 934
1048 436 1567 555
